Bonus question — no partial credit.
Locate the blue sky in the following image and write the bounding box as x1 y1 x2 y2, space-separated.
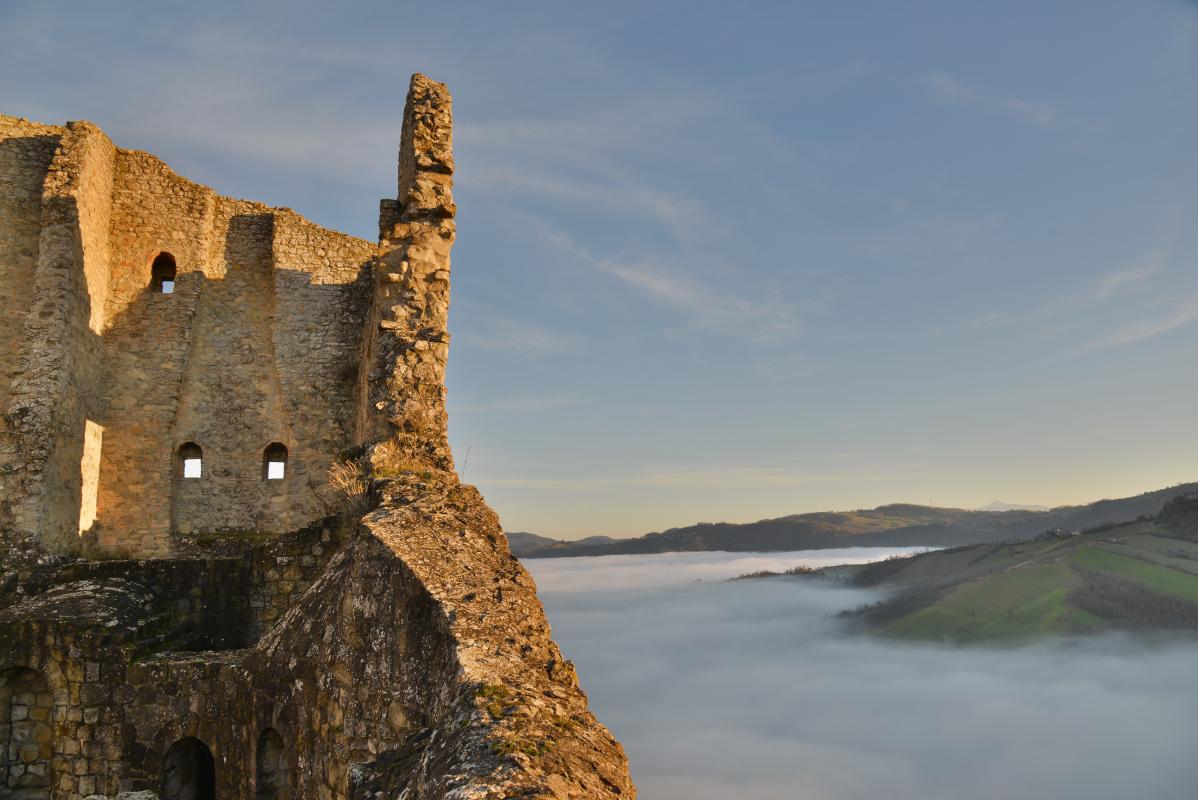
3 1 1196 537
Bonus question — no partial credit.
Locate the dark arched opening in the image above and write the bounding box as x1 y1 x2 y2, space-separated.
177 442 203 479
1 666 54 797
150 252 178 293
256 728 292 799
263 442 288 481
162 737 215 800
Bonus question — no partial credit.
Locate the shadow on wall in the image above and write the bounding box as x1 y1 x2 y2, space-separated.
0 134 61 415
80 213 374 555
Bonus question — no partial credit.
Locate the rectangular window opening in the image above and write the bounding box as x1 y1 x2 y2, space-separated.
183 457 202 479
161 280 175 294
266 461 286 480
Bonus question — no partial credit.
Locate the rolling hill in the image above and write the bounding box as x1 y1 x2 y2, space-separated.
832 493 1198 642
507 482 1198 558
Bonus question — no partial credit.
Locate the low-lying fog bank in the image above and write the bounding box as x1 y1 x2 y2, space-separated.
526 549 1198 800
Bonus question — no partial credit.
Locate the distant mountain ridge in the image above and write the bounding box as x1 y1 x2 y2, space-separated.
507 482 1198 558
505 531 616 553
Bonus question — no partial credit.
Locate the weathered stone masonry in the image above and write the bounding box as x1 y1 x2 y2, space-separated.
0 75 634 799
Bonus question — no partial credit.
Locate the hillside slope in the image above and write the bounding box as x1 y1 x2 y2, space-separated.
837 494 1198 642
506 531 616 554
510 482 1198 558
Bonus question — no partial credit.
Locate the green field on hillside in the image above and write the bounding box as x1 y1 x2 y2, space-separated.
1069 547 1198 602
842 496 1198 643
883 563 1107 642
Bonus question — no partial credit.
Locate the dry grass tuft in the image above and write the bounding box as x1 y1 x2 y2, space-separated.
327 458 369 513
329 460 368 497
370 438 432 479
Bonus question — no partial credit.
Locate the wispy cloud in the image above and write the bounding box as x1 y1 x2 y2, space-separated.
1086 261 1164 301
1040 254 1166 315
1027 253 1198 352
990 252 1198 354
926 73 1059 128
458 87 800 249
456 89 807 344
974 254 1169 336
1095 298 1198 348
537 224 801 343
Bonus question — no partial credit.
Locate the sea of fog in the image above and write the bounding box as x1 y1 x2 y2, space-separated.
525 548 1198 800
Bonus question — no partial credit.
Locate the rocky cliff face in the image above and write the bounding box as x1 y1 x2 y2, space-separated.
0 74 634 799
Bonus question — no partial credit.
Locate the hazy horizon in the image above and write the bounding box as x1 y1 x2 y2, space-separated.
3 1 1195 537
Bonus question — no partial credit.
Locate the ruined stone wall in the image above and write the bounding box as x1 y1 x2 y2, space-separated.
0 487 635 800
167 201 295 539
96 147 216 553
170 516 347 636
97 156 376 556
361 74 456 470
266 212 375 527
0 116 382 558
0 75 636 799
350 477 636 799
33 123 116 553
0 120 117 555
0 84 452 559
0 517 352 798
246 528 454 799
0 117 62 552
0 580 154 798
0 118 60 432
0 665 56 795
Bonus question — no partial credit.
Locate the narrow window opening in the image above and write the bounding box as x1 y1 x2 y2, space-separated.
263 442 288 481
150 252 177 294
178 442 203 479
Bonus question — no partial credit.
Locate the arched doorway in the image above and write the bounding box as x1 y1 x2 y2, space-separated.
0 666 53 798
161 737 215 800
256 728 292 799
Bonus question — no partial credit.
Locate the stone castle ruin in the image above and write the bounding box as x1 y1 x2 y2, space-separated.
0 75 633 799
